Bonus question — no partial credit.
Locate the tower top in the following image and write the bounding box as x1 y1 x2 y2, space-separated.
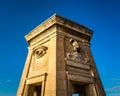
17 14 106 96
25 14 93 43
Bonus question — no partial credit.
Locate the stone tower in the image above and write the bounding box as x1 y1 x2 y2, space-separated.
17 14 106 96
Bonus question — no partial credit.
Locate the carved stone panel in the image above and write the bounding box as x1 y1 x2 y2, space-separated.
65 38 89 64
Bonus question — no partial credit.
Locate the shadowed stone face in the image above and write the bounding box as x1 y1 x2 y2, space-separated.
70 38 80 52
17 14 106 96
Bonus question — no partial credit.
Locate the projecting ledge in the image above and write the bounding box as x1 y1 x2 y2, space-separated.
26 73 47 85
65 59 91 70
66 72 94 84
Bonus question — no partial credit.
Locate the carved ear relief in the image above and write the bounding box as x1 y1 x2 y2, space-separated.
33 46 48 59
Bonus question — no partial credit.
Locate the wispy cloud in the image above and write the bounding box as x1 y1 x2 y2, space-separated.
106 78 120 96
112 78 120 81
112 78 120 85
0 79 12 86
106 86 120 92
6 80 12 83
107 93 120 96
5 79 12 86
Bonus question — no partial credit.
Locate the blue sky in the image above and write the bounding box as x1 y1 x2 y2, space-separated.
0 0 120 96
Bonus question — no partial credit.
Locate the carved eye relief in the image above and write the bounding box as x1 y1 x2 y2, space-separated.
33 46 48 59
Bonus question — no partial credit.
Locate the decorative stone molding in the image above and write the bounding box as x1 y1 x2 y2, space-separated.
25 15 56 42
66 72 94 83
33 46 48 59
65 59 90 70
25 14 93 42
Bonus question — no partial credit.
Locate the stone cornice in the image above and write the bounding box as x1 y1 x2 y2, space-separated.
25 14 93 42
25 14 56 42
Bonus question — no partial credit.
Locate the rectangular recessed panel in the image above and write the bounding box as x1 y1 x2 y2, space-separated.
26 76 44 85
66 66 91 77
66 60 90 70
68 74 94 83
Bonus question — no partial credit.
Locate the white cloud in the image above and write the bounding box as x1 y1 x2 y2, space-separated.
106 78 120 96
112 78 120 85
106 86 120 92
112 78 120 81
107 93 120 96
6 80 11 83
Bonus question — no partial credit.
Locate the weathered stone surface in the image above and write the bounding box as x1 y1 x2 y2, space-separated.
68 73 94 83
66 59 90 70
17 14 106 96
